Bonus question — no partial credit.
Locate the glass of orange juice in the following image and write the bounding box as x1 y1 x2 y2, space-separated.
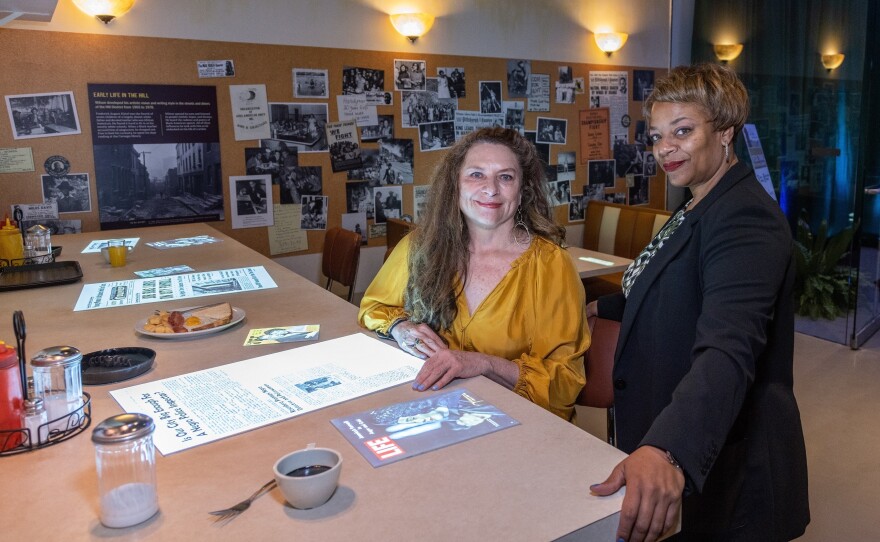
107 239 128 267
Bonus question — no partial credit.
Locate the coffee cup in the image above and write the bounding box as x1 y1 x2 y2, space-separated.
101 240 133 266
273 444 342 509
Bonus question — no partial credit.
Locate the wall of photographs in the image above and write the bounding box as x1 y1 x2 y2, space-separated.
0 28 666 257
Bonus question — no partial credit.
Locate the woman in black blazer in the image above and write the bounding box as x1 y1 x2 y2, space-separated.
588 64 809 541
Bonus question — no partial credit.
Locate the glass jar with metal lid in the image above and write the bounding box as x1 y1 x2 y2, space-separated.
92 413 159 528
31 346 83 432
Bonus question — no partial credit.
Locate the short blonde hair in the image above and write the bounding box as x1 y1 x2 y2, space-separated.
643 63 749 138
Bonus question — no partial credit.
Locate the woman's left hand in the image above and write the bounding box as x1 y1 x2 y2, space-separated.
412 350 488 392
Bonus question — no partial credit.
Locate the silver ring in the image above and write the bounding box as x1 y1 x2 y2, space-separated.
404 341 417 348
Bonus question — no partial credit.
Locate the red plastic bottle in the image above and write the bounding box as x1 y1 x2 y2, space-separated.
0 341 24 451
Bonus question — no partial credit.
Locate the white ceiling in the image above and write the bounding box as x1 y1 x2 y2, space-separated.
0 0 58 24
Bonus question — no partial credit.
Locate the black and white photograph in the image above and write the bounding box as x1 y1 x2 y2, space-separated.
372 185 402 224
347 149 382 185
628 174 649 205
588 159 616 187
293 68 329 98
376 138 414 184
346 181 374 219
548 179 571 207
342 66 385 95
6 91 81 140
633 69 655 102
413 185 429 223
557 66 574 85
557 151 576 177
584 184 606 202
368 223 386 239
301 195 328 230
613 141 646 177
634 119 649 146
41 173 91 213
401 90 457 128
524 131 550 165
394 59 427 91
536 117 567 144
231 174 273 229
418 121 455 152
643 151 658 176
19 218 81 235
569 194 585 222
280 166 322 204
479 81 503 113
436 67 466 98
507 59 530 98
503 101 525 134
603 191 627 204
360 115 394 141
556 81 576 104
245 141 298 185
326 120 362 172
341 212 368 245
269 102 329 152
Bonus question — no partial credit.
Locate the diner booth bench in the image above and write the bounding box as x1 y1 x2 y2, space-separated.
581 200 672 303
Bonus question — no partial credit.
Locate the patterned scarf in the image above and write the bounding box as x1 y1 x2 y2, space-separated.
621 200 692 298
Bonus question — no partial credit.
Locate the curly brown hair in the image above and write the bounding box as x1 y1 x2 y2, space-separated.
405 127 565 332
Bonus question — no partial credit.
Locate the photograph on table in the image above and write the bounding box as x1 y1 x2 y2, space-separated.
613 141 646 178
502 101 525 134
548 180 571 207
341 212 368 245
268 102 329 153
245 141 298 185
347 149 382 185
401 90 457 128
628 174 649 206
360 115 394 142
230 174 273 229
569 194 585 222
342 66 386 101
418 121 455 152
345 181 374 219
413 185 429 223
523 131 550 165
536 117 568 145
301 195 328 230
584 184 606 202
371 186 402 224
292 68 328 99
507 59 530 98
478 81 502 113
588 159 616 187
41 173 91 213
437 67 466 98
280 166 322 204
326 120 363 172
5 91 81 140
376 138 414 184
394 59 427 91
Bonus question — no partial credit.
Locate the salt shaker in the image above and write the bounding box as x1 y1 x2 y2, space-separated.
31 346 84 434
92 413 159 528
20 397 48 446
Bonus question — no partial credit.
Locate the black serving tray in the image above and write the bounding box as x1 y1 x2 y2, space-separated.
82 347 156 385
0 260 83 291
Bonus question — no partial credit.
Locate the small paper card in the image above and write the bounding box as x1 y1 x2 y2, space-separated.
134 265 196 278
244 325 320 345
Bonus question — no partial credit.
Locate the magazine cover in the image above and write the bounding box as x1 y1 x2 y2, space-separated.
331 388 519 467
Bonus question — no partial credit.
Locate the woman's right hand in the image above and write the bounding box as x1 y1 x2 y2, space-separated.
586 300 599 319
390 320 446 359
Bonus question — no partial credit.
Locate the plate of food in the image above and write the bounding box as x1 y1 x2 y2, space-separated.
135 302 245 339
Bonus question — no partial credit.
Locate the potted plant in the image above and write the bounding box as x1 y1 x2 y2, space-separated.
793 215 857 320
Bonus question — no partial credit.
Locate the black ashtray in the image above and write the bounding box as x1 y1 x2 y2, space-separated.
82 347 156 385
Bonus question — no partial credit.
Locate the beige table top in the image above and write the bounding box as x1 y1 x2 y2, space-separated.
0 223 627 541
567 246 633 278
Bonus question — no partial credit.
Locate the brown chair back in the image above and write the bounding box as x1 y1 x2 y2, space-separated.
322 227 361 301
384 217 416 261
577 315 620 445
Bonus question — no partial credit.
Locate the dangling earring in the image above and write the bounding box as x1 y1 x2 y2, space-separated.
723 142 730 163
513 207 532 247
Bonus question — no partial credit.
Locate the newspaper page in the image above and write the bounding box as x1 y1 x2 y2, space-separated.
110 333 425 455
454 110 503 141
527 74 550 112
73 266 277 311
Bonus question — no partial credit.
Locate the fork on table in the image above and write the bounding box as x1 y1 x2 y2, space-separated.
208 478 277 522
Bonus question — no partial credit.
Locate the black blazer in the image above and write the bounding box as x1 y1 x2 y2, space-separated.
599 162 809 540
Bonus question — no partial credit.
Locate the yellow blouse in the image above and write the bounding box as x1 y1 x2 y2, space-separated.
358 235 589 421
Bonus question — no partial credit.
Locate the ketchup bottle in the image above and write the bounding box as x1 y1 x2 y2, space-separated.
0 341 24 451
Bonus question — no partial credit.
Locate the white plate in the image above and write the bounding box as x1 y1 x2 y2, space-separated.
135 306 246 339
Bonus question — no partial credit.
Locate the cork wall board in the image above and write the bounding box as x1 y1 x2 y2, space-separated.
0 28 666 256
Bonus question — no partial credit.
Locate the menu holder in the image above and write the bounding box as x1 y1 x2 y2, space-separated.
0 246 62 268
0 393 92 457
0 260 82 292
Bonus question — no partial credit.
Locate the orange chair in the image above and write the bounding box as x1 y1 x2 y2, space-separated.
577 315 620 446
322 227 361 302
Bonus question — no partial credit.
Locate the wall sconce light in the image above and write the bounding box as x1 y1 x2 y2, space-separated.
594 32 628 56
821 53 845 72
390 12 435 43
72 0 136 24
713 43 743 63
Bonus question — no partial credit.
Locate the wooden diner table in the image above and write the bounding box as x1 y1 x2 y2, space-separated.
0 223 630 541
567 246 633 278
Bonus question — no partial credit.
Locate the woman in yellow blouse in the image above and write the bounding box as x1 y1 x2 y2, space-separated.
358 127 589 421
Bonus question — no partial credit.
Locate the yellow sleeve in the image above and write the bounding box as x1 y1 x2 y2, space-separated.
511 243 589 421
358 235 411 335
